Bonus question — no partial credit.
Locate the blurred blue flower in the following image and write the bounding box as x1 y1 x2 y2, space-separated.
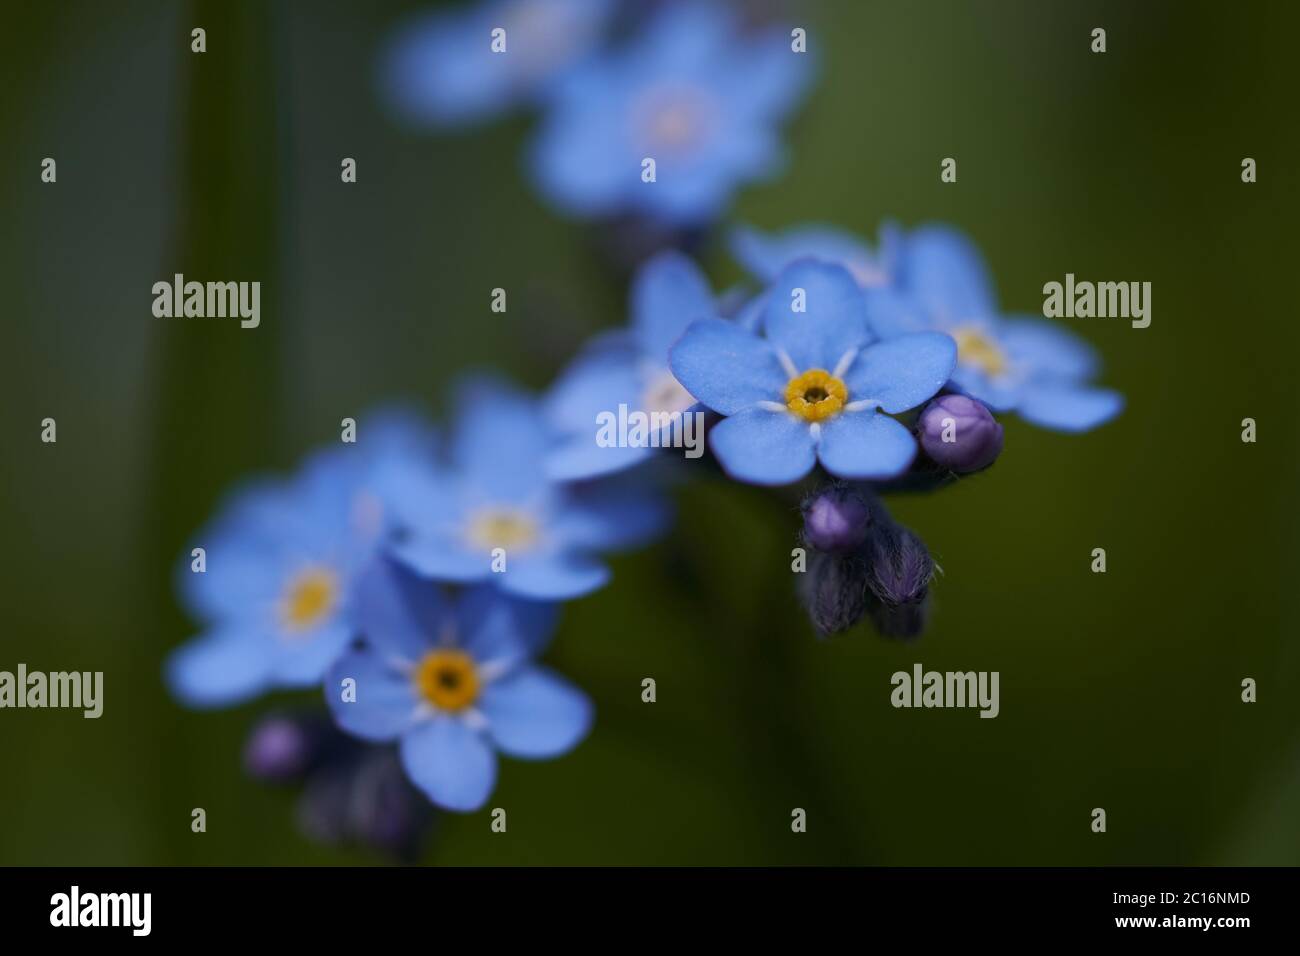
382 0 617 127
166 411 439 708
669 260 956 485
834 225 1123 432
391 378 668 600
544 250 713 481
326 559 590 812
529 0 814 224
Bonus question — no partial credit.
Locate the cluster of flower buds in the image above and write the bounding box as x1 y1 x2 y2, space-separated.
799 483 936 641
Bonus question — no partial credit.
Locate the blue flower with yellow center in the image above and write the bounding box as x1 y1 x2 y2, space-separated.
325 559 590 813
382 0 617 127
528 1 814 224
544 250 713 481
166 411 439 708
669 260 957 485
390 378 668 600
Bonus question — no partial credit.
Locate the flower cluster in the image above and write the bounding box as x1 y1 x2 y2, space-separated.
167 0 1124 859
383 0 815 227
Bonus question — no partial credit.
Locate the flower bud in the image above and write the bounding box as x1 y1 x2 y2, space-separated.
863 524 934 640
917 394 1003 474
244 715 327 783
798 550 872 637
801 483 872 554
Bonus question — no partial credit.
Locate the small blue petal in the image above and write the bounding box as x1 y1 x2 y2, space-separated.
816 411 918 480
498 552 611 601
1017 384 1124 432
631 251 717 362
482 666 594 759
1000 317 1100 382
269 619 354 687
450 377 550 502
731 223 880 284
354 558 445 662
457 584 559 663
862 288 933 340
709 407 817 485
392 533 491 585
551 485 671 552
399 716 497 812
165 628 273 709
326 649 418 743
546 439 654 482
669 318 786 415
843 332 957 414
900 225 999 321
761 260 872 371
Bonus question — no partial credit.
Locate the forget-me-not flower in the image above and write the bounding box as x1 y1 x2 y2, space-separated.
544 250 713 481
861 226 1124 432
529 1 814 224
166 412 439 708
326 559 590 812
382 0 617 127
391 378 668 600
669 260 956 485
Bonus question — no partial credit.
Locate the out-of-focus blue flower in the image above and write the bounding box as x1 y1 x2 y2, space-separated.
326 559 590 812
391 378 668 600
529 1 814 224
545 250 713 481
862 226 1123 432
382 0 617 127
731 222 902 288
166 411 439 709
669 261 956 485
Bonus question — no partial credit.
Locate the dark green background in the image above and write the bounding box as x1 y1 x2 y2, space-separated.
2 0 1297 865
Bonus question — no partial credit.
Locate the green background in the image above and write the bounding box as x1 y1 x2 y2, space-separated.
2 0 1297 865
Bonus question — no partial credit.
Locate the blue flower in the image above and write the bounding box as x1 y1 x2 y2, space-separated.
669 260 956 485
529 1 814 224
391 378 669 600
731 221 902 288
865 226 1123 431
381 0 616 127
326 559 590 812
166 412 439 708
544 251 714 481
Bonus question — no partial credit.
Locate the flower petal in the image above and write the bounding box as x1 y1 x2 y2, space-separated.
391 532 491 585
457 585 560 663
499 552 611 601
900 225 998 322
669 318 786 415
631 251 717 362
842 332 957 414
481 666 594 759
165 628 274 709
1000 317 1100 382
399 716 497 812
353 557 444 662
709 406 816 485
816 411 918 480
269 619 354 687
761 260 872 371
325 649 419 743
1017 384 1124 432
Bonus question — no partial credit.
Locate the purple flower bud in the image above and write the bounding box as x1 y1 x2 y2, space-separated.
243 716 324 783
917 394 1003 474
864 524 934 640
802 484 872 554
799 550 872 637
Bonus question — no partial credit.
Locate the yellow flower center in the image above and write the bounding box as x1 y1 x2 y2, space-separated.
466 508 539 553
784 369 848 422
414 650 480 712
951 325 1009 378
279 566 338 633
